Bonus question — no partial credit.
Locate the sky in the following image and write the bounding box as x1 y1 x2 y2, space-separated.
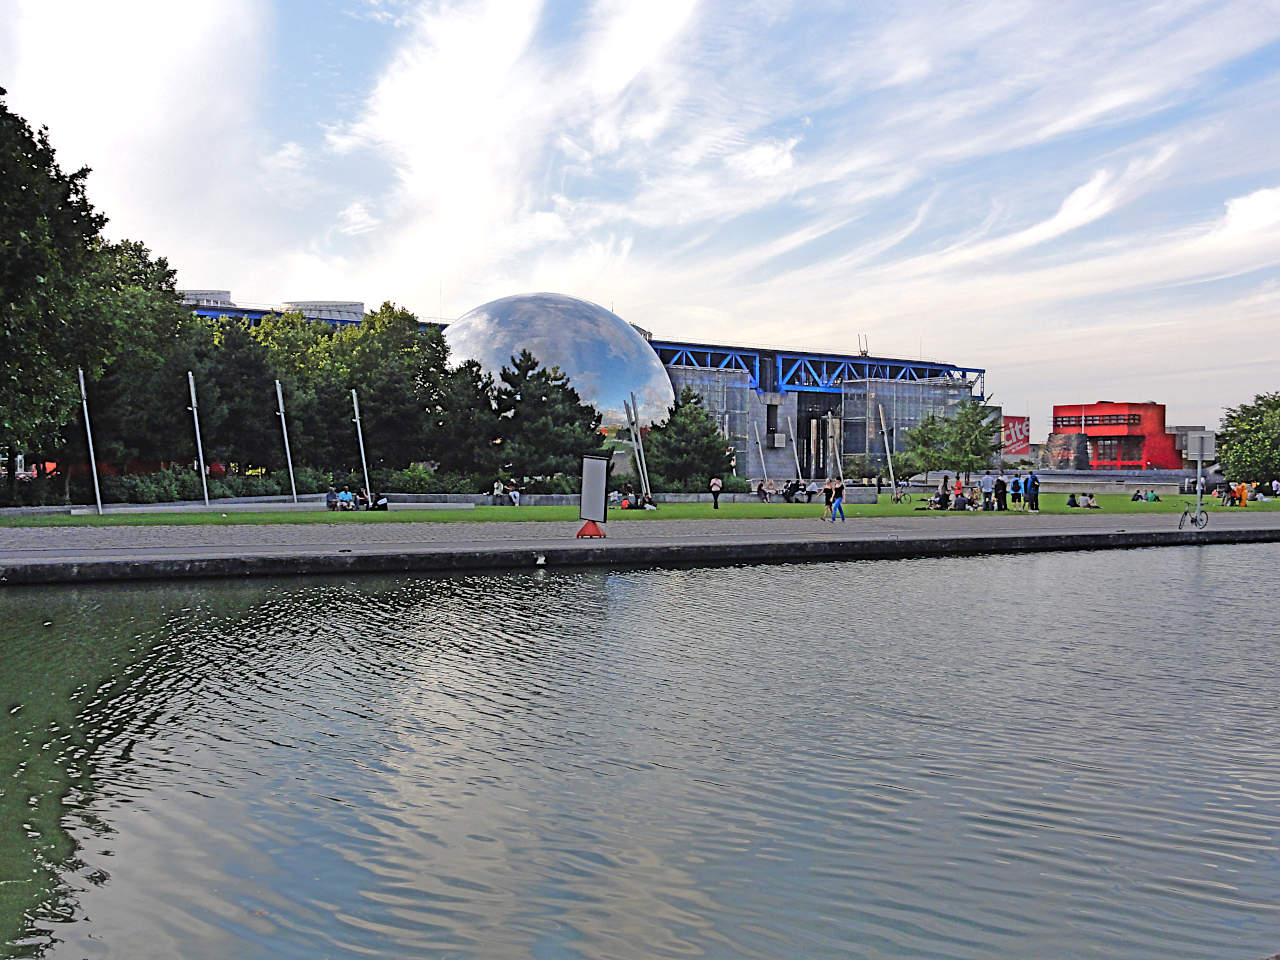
3 0 1279 436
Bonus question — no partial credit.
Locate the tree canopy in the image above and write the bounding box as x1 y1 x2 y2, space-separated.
644 387 733 487
1219 392 1280 482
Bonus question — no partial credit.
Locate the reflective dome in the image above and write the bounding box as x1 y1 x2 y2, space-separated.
445 293 675 427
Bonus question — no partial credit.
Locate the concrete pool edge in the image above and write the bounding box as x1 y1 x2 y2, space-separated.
3 525 1280 585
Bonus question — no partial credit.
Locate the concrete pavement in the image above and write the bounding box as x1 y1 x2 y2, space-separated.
3 511 1279 584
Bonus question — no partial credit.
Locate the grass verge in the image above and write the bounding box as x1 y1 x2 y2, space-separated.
2 494 1277 527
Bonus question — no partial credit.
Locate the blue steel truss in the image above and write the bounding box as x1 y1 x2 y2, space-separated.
775 353 984 396
653 338 984 398
650 341 762 391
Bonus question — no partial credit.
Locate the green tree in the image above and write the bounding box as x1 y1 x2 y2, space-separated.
496 350 606 480
433 359 502 477
1219 392 1280 481
85 241 202 469
943 399 1003 480
905 412 947 484
0 89 125 486
644 387 733 488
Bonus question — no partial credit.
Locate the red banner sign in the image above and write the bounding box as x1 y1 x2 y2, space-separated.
1002 415 1031 456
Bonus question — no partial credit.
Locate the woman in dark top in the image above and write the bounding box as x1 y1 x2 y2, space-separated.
831 478 846 522
822 479 834 520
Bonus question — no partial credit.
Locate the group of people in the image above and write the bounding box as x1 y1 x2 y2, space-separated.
492 480 522 506
614 483 657 510
1130 489 1162 502
932 470 1041 512
325 485 388 511
1218 481 1264 507
753 479 809 503
1066 492 1100 509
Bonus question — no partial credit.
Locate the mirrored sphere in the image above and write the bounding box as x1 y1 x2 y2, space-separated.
445 293 675 427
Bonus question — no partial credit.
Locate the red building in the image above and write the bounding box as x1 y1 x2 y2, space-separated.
1049 402 1182 469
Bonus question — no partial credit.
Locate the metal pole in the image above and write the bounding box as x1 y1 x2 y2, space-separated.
827 412 844 481
187 371 209 507
1196 455 1204 517
351 389 372 501
623 401 643 495
275 379 298 504
77 368 103 515
753 422 769 486
630 392 653 499
786 416 802 480
878 403 897 493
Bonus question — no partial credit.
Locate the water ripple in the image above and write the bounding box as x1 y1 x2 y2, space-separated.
3 544 1279 958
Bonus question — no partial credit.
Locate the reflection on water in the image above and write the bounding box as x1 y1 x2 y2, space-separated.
2 545 1280 959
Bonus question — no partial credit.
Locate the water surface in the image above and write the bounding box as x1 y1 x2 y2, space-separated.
3 544 1279 958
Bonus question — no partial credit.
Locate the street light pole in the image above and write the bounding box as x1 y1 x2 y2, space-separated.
275 379 298 504
351 389 372 500
187 371 210 507
77 368 103 515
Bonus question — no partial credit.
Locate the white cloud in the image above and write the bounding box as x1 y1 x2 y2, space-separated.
6 0 1280 434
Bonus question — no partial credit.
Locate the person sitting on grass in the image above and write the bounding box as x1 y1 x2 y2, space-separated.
642 492 658 510
1082 493 1100 509
325 486 339 511
1131 490 1144 502
1145 490 1161 502
1066 493 1079 508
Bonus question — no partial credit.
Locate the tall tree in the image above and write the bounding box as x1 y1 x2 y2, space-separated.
0 88 123 481
644 387 732 486
1219 392 1280 481
905 412 947 484
87 241 198 468
433 359 502 476
496 350 606 479
943 399 1003 480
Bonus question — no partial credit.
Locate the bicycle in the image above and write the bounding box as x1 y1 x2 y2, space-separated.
890 487 912 504
1178 499 1208 530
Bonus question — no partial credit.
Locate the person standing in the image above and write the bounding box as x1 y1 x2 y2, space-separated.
980 470 995 511
1027 471 1040 512
831 476 846 522
952 476 963 503
1010 473 1023 511
994 473 1008 511
710 476 723 509
822 478 834 521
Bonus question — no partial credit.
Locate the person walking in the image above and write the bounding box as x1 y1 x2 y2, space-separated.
710 476 723 509
822 478 834 521
831 476 846 522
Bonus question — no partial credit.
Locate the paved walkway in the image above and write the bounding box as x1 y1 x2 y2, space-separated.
3 512 1280 584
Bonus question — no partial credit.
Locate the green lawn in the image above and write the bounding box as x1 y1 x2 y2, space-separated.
3 494 1276 527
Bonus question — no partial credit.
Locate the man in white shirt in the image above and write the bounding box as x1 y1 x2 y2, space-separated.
979 471 995 511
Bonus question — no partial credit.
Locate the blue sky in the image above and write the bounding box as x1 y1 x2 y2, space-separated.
3 0 1279 434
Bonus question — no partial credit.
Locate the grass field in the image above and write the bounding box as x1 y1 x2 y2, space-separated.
3 494 1276 527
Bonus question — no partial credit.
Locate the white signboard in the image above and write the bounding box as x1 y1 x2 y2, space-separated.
1185 431 1216 461
580 456 609 523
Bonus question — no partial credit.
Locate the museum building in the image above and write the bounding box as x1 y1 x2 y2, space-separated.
182 290 987 482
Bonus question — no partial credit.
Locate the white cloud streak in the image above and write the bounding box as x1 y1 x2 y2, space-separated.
5 0 1280 433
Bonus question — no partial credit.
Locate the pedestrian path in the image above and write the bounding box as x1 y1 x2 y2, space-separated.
2 513 1278 584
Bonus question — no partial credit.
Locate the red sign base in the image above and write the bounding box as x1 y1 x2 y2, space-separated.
576 520 606 538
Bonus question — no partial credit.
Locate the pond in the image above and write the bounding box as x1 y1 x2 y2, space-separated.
2 544 1279 958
